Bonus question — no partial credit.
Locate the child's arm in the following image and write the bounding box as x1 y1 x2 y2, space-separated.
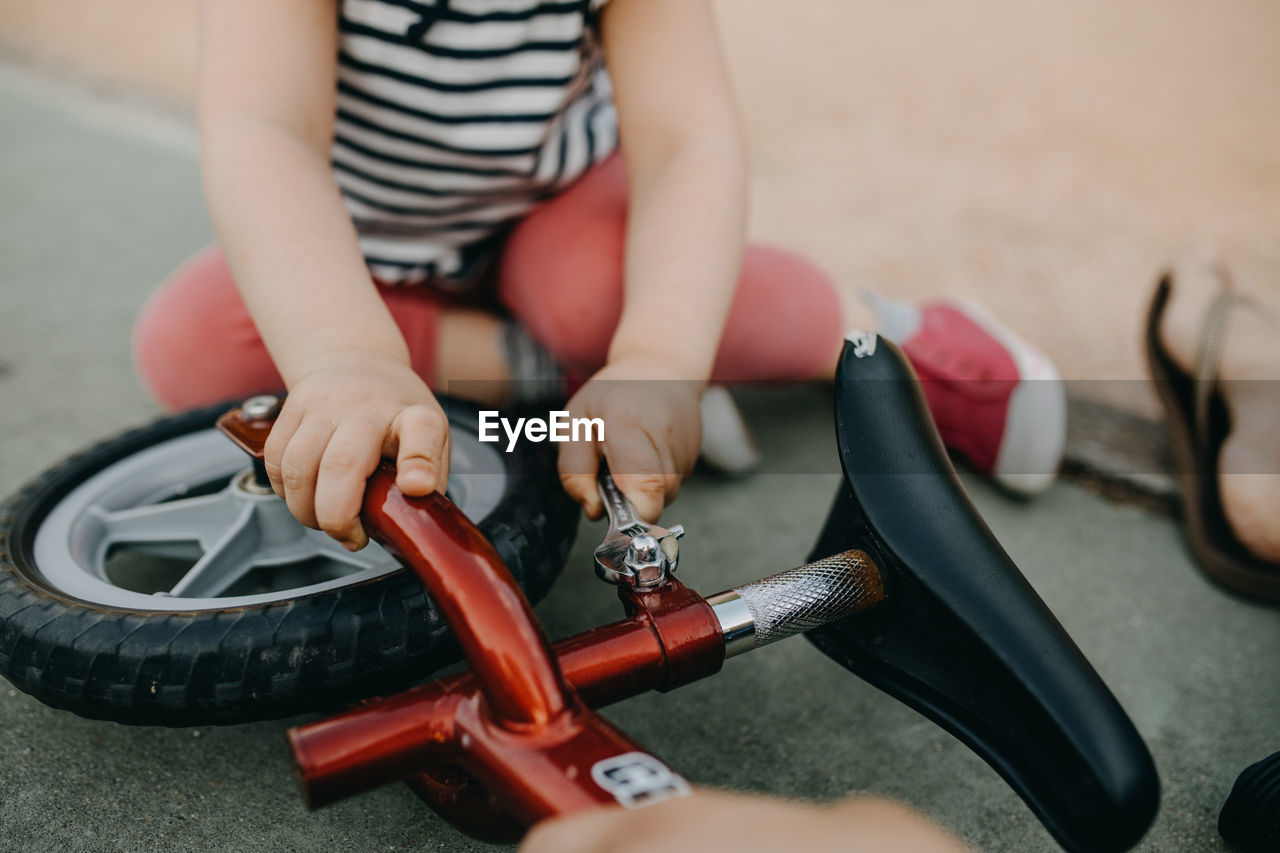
559 0 748 521
198 0 448 551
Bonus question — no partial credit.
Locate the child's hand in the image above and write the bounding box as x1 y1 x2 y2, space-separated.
263 350 449 551
558 355 703 523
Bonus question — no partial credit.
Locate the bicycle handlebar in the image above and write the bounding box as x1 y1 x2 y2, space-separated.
272 333 1161 852
707 549 885 656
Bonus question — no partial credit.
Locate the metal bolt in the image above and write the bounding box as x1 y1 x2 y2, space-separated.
626 533 661 565
235 469 277 496
624 533 669 587
241 395 281 421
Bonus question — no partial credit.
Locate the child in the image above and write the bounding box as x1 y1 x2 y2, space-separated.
134 0 1062 553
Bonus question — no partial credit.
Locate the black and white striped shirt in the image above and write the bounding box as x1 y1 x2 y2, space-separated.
334 0 619 285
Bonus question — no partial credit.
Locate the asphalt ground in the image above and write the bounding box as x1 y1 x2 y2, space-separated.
2 64 1278 852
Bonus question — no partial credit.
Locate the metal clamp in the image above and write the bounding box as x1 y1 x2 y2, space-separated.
593 467 684 588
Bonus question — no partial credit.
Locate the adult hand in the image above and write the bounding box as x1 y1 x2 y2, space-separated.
521 790 969 853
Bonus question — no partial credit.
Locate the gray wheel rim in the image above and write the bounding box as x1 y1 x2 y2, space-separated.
32 421 508 611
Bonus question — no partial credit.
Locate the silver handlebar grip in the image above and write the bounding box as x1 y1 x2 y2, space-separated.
706 550 886 657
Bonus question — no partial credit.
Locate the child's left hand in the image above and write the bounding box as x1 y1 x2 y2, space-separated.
552 0 746 524
558 355 703 523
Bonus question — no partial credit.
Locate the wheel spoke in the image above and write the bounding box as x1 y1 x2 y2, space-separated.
111 540 205 563
305 531 394 573
91 492 240 549
168 504 260 598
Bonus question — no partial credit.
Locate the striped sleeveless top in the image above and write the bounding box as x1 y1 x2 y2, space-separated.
334 0 619 286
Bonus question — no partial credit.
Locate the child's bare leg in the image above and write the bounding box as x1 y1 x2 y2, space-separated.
432 308 509 406
1159 248 1280 562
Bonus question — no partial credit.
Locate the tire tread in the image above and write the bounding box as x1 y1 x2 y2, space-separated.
0 399 577 726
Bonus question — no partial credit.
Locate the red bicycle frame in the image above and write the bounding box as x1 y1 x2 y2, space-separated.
208 332 1165 853
217 407 885 842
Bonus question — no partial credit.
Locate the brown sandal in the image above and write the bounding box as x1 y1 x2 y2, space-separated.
1145 271 1280 603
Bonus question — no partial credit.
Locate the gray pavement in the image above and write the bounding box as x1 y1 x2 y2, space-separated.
2 64 1278 853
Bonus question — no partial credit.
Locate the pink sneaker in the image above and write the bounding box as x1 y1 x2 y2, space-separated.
865 289 1066 496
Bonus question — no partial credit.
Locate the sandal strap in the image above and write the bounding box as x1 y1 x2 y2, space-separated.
1191 274 1269 447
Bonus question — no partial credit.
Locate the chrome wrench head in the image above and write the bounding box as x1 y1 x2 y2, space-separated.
593 467 684 587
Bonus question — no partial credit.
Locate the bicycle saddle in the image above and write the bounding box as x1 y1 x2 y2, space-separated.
808 334 1159 853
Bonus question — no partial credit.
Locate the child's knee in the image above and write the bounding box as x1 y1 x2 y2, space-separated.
710 245 842 381
132 249 278 410
132 281 217 410
739 245 837 303
500 210 625 373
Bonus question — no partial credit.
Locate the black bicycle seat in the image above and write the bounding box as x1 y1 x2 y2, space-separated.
808 334 1159 853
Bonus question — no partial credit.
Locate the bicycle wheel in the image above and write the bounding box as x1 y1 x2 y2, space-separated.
0 397 579 726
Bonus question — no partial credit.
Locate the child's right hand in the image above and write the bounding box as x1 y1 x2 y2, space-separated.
262 350 449 552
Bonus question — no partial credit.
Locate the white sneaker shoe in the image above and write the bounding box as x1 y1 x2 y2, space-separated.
698 386 762 476
862 287 1067 497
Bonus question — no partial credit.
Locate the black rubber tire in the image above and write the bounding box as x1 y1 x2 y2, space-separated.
0 398 579 726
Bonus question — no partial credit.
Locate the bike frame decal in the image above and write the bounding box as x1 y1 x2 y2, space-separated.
590 752 692 810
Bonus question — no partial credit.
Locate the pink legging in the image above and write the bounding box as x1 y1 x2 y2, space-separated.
134 154 843 410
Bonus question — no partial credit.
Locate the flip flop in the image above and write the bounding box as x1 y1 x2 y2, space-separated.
1144 273 1280 602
